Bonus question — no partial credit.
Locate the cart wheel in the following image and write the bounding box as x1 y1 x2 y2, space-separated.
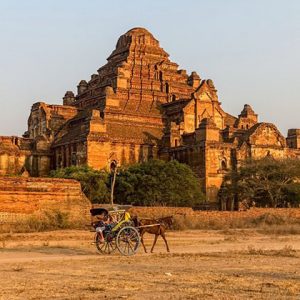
95 233 116 254
116 226 140 256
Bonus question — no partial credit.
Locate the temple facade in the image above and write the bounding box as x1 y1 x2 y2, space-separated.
1 27 299 204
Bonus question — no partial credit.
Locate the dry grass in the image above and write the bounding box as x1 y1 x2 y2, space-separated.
0 210 88 234
256 224 300 235
12 265 24 272
172 209 300 234
247 245 297 257
1 207 300 236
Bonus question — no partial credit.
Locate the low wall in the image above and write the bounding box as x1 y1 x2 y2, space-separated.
190 208 300 228
0 177 91 223
127 207 300 229
128 206 194 218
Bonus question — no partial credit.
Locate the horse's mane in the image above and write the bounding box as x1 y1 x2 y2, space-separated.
157 215 173 228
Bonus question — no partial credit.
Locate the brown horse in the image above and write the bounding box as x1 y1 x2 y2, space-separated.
133 216 173 253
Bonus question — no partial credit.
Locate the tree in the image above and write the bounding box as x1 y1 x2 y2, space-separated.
49 161 205 207
221 157 300 208
283 183 300 207
50 166 110 203
114 159 205 207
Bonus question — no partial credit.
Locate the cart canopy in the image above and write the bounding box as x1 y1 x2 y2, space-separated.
90 208 109 217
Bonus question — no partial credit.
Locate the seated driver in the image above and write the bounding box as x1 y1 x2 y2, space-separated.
93 212 117 243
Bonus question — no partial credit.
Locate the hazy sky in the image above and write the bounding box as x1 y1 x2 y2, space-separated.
0 0 299 136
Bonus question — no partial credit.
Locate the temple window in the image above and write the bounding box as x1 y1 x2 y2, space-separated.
147 145 154 160
221 159 227 170
129 144 135 163
154 66 159 81
159 71 163 81
165 82 169 93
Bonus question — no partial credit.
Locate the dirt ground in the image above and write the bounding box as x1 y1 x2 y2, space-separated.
0 229 299 299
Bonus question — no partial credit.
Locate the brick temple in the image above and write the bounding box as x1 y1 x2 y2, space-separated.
1 27 299 204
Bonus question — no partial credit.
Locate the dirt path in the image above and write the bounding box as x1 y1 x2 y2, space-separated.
0 229 299 299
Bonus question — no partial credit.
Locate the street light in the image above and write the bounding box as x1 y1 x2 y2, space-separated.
110 160 118 206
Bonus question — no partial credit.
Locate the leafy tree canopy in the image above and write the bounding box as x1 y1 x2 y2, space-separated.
50 165 110 203
221 157 300 208
50 160 205 207
115 159 205 206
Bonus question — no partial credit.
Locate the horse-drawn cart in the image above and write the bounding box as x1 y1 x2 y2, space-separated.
90 207 171 256
90 207 140 256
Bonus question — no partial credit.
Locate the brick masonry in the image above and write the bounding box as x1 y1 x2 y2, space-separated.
0 177 91 223
0 27 299 206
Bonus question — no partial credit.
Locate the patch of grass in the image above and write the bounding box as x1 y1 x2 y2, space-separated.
173 211 300 233
247 245 297 257
223 236 238 242
275 245 297 257
42 241 50 247
24 210 70 232
12 265 24 272
0 233 13 247
0 210 87 233
251 213 287 226
247 245 265 255
257 224 300 235
84 286 106 293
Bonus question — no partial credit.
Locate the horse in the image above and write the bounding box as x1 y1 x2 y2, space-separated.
132 216 173 253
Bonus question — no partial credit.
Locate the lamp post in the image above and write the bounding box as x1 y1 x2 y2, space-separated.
110 160 118 207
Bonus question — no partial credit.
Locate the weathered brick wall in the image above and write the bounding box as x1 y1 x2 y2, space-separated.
0 177 91 223
129 206 300 221
128 206 194 218
191 208 300 226
0 136 32 176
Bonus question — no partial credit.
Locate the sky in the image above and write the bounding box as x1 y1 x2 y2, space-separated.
0 0 299 136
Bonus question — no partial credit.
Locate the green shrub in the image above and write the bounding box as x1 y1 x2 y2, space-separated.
50 165 110 203
49 161 205 207
115 160 205 207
